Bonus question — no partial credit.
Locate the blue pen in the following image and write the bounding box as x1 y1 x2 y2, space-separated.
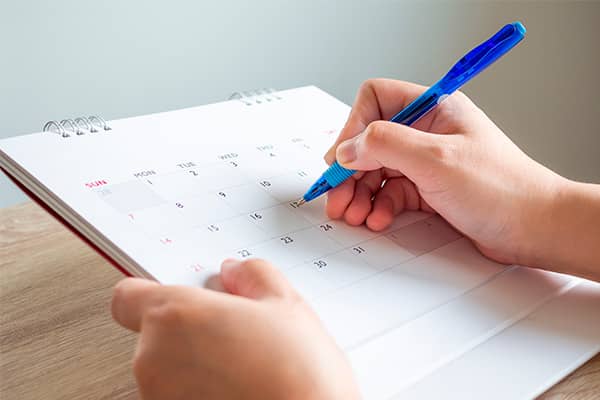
298 21 526 205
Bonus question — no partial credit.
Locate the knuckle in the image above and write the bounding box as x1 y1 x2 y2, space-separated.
358 78 386 101
449 90 477 113
359 78 378 93
428 139 458 171
364 121 389 149
453 90 469 102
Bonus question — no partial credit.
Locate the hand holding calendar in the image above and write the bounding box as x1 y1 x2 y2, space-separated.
112 258 360 400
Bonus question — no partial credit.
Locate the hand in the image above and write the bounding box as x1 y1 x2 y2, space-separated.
324 79 572 269
111 259 360 400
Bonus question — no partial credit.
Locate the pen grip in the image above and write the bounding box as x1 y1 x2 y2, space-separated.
324 161 356 187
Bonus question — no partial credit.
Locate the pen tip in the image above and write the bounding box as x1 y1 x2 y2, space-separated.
296 198 306 206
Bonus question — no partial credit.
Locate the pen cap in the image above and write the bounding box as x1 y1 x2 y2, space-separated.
440 22 526 93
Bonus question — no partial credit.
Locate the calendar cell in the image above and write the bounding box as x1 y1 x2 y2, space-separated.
174 193 238 226
218 183 280 214
184 162 250 191
259 173 312 203
317 220 380 247
291 195 329 224
96 180 165 213
241 238 305 269
145 170 206 200
169 234 228 268
282 264 337 301
384 211 433 233
128 204 192 239
287 227 344 260
386 215 462 256
213 215 272 250
353 236 414 270
157 257 220 287
246 204 311 238
305 128 339 149
276 141 327 174
235 151 293 179
310 250 378 288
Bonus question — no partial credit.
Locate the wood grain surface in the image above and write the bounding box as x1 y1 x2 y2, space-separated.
1 201 598 399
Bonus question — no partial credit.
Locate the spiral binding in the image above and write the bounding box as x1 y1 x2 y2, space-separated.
42 90 280 137
228 88 282 106
43 115 112 138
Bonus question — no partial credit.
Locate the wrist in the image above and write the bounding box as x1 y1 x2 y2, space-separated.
517 175 571 269
521 177 600 279
507 165 571 270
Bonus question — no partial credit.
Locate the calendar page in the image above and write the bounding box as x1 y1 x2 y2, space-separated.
2 86 599 399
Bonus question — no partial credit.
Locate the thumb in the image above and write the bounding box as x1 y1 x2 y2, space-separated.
112 278 163 332
336 120 451 180
220 258 295 300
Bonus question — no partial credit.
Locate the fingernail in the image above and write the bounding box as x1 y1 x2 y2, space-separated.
336 137 358 165
221 258 241 272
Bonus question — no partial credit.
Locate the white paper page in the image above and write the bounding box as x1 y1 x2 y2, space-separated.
392 280 600 400
1 86 599 399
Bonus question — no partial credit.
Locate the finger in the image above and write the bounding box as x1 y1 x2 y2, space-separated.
220 258 295 300
112 278 164 332
326 179 356 220
324 79 428 164
344 170 383 226
366 177 407 231
401 177 422 211
420 196 437 213
112 278 224 332
336 120 451 186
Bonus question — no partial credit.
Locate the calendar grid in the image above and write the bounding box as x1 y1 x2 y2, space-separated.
96 132 466 302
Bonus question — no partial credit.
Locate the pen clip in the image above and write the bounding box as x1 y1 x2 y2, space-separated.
440 22 526 93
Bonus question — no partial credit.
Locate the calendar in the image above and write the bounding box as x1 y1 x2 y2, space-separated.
2 86 599 399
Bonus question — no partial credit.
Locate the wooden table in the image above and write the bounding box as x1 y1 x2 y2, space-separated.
1 202 599 399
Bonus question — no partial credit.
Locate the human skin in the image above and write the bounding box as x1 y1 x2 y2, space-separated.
325 79 600 281
112 259 361 400
112 78 600 399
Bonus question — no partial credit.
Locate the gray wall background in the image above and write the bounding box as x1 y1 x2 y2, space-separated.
1 1 599 208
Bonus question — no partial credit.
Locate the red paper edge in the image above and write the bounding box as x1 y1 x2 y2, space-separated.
2 167 133 277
